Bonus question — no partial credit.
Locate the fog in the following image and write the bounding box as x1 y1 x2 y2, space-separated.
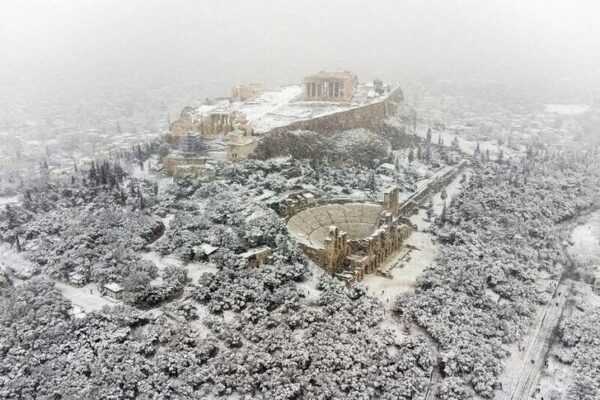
4 3 600 399
2 0 600 103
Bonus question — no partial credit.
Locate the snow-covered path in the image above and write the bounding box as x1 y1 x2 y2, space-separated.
496 210 600 399
364 166 469 302
504 280 570 400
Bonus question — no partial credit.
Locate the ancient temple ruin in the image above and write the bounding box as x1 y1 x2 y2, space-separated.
303 70 358 102
168 70 404 163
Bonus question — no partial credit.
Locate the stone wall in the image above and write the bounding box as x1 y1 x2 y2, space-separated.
267 87 404 137
224 87 404 162
398 160 468 216
227 133 261 162
163 154 215 180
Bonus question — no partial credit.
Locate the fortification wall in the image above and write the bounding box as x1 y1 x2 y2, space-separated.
266 87 404 137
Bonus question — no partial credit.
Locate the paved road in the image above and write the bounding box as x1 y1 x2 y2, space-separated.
507 280 570 400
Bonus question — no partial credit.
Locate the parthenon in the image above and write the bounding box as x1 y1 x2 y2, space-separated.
303 70 358 102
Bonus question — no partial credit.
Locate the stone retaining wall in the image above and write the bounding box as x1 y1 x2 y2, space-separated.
266 87 404 137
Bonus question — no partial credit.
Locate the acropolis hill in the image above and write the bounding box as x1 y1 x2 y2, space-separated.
167 71 405 165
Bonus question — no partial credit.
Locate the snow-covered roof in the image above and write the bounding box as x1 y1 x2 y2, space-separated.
68 272 85 281
378 163 395 171
104 282 122 293
240 246 272 258
198 243 219 255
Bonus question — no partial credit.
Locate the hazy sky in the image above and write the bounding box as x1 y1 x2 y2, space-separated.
1 0 600 100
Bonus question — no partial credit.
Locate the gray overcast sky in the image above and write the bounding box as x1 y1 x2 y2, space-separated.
1 0 600 99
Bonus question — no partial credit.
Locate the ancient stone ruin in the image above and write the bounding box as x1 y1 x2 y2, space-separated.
286 188 412 284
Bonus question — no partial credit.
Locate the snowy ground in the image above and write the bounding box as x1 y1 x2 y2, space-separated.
0 195 20 206
569 211 600 266
142 212 218 284
54 281 118 317
363 167 470 343
297 264 325 304
364 166 468 299
0 243 37 278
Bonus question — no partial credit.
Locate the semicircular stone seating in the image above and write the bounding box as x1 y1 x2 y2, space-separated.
287 203 382 248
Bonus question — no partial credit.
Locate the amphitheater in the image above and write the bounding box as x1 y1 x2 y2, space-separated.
286 189 413 283
285 162 469 283
287 203 383 248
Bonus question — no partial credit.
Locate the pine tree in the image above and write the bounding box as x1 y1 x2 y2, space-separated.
440 188 447 201
139 186 145 209
120 187 127 205
6 204 14 227
440 201 447 223
426 128 432 143
526 145 534 159
15 234 21 252
99 163 107 185
129 178 137 196
367 170 376 192
408 148 414 164
426 199 434 221
89 161 97 183
425 145 432 164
